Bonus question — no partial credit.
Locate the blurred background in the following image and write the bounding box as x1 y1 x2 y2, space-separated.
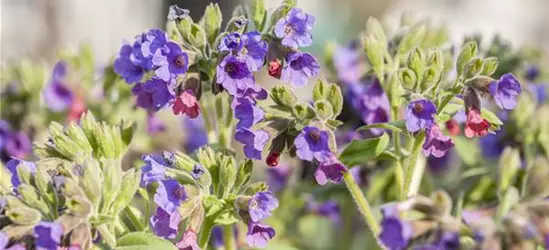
1 0 548 64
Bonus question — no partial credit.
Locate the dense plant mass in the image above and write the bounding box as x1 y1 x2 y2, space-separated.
1 0 549 249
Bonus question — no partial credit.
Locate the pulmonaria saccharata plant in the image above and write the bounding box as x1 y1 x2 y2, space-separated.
3 0 549 249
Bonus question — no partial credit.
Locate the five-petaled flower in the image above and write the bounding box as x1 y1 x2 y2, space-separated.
294 126 332 162
140 154 170 187
314 155 348 185
274 8 315 48
246 222 276 249
34 221 64 250
234 97 265 129
248 192 279 222
153 42 189 81
216 56 255 96
281 51 320 87
405 99 437 133
234 128 270 160
132 78 174 112
153 179 187 214
150 207 181 239
489 73 521 110
423 123 454 158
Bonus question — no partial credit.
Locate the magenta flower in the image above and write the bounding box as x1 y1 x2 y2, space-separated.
281 51 319 87
274 8 315 48
248 192 279 222
405 99 437 133
246 222 276 248
422 123 454 158
489 73 521 110
235 128 270 160
294 126 331 162
172 89 200 118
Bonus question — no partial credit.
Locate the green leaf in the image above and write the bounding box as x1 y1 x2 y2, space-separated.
481 57 498 76
481 108 503 127
325 119 343 130
312 79 329 102
453 137 479 166
456 41 478 77
326 84 343 117
116 232 178 250
338 133 390 166
356 120 409 136
314 100 334 120
213 210 240 225
250 0 266 31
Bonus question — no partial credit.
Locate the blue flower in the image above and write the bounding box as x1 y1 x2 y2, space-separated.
234 97 265 129
150 207 181 239
235 128 270 160
489 73 522 110
274 8 315 48
34 221 64 250
281 51 319 87
43 61 74 112
152 42 188 81
131 78 174 112
294 126 331 162
153 179 187 214
379 216 412 250
6 158 36 190
216 55 255 96
248 192 279 222
140 154 170 187
405 99 437 133
307 198 341 223
238 31 268 71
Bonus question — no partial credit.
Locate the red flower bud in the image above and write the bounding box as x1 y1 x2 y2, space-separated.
266 151 280 167
173 89 200 118
268 60 282 79
68 95 86 122
445 119 460 136
464 107 490 138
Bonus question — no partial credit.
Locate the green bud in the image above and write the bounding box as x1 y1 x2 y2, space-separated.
399 68 417 89
173 151 198 171
250 0 266 31
245 182 269 195
326 84 344 117
282 0 297 6
50 122 81 159
235 195 252 211
199 3 223 45
218 155 237 198
292 103 316 122
112 169 141 214
63 177 86 198
188 23 207 49
66 123 93 155
407 47 425 78
463 57 484 80
427 49 444 69
15 162 33 186
101 159 122 213
481 57 498 76
178 16 194 44
6 206 41 225
93 125 115 158
1 225 34 239
430 190 452 216
34 168 56 205
80 112 98 150
18 184 51 215
366 17 387 51
313 79 329 102
421 66 440 91
498 147 520 193
67 195 93 217
314 100 334 120
363 34 384 82
524 157 549 199
81 158 102 208
197 147 218 187
109 125 124 157
398 24 426 55
203 195 225 217
225 16 248 33
234 159 253 192
466 75 493 93
165 168 195 186
70 223 92 250
456 41 478 77
271 85 299 110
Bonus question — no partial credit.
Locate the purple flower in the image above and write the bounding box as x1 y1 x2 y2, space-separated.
114 44 145 83
131 78 174 112
34 221 63 250
354 80 391 135
216 56 255 96
140 154 170 187
0 232 8 249
294 126 331 162
238 31 268 71
0 120 10 150
246 222 275 248
43 61 74 112
191 164 205 180
529 83 547 104
405 99 437 133
350 167 365 186
219 32 242 52
479 132 505 159
182 117 208 153
152 42 188 81
211 226 238 248
175 230 200 250
267 165 291 193
167 5 189 21
308 199 341 223
6 158 36 189
249 192 279 222
524 64 540 81
333 44 365 84
4 131 32 159
489 73 521 110
379 217 412 250
154 179 187 214
274 8 315 48
147 113 166 134
234 98 265 129
281 51 319 87
150 207 181 239
422 124 454 158
314 155 347 185
427 151 452 174
235 128 269 160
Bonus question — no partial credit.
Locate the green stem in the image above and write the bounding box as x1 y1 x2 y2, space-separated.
200 95 217 143
395 161 405 201
97 224 117 248
223 225 236 250
122 206 144 232
340 198 355 250
198 219 215 248
403 131 426 199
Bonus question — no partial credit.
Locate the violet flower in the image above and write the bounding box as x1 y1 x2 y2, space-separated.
234 97 265 129
294 126 331 162
488 73 521 110
6 158 36 189
234 128 270 160
4 131 32 159
238 31 268 71
167 5 189 21
422 123 454 158
308 199 341 223
146 113 166 134
246 222 276 248
354 79 391 135
182 117 208 153
152 42 189 81
379 216 412 250
248 192 279 222
34 221 64 250
140 154 170 187
281 51 320 87
333 43 365 84
267 165 291 193
153 179 187 214
43 61 74 112
150 207 181 239
218 32 243 52
0 120 10 150
405 99 437 133
314 155 348 185
216 55 255 96
131 77 174 112
274 8 315 48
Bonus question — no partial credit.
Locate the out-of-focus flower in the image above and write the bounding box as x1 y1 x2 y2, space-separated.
488 73 521 110
352 79 391 135
267 165 291 192
173 89 200 118
147 113 166 134
405 99 437 133
131 78 174 112
274 8 315 48
248 192 279 222
43 61 74 112
445 119 460 136
182 117 208 153
294 126 331 162
333 43 364 84
175 230 200 250
34 221 64 250
0 120 10 150
235 128 270 160
281 51 319 87
379 216 412 250
4 131 32 159
423 124 454 158
529 83 547 104
67 94 87 122
246 222 275 249
524 65 540 81
314 155 347 185
307 199 341 223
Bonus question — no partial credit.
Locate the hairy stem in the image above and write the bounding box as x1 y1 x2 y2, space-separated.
223 225 236 250
198 219 215 248
403 131 426 199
